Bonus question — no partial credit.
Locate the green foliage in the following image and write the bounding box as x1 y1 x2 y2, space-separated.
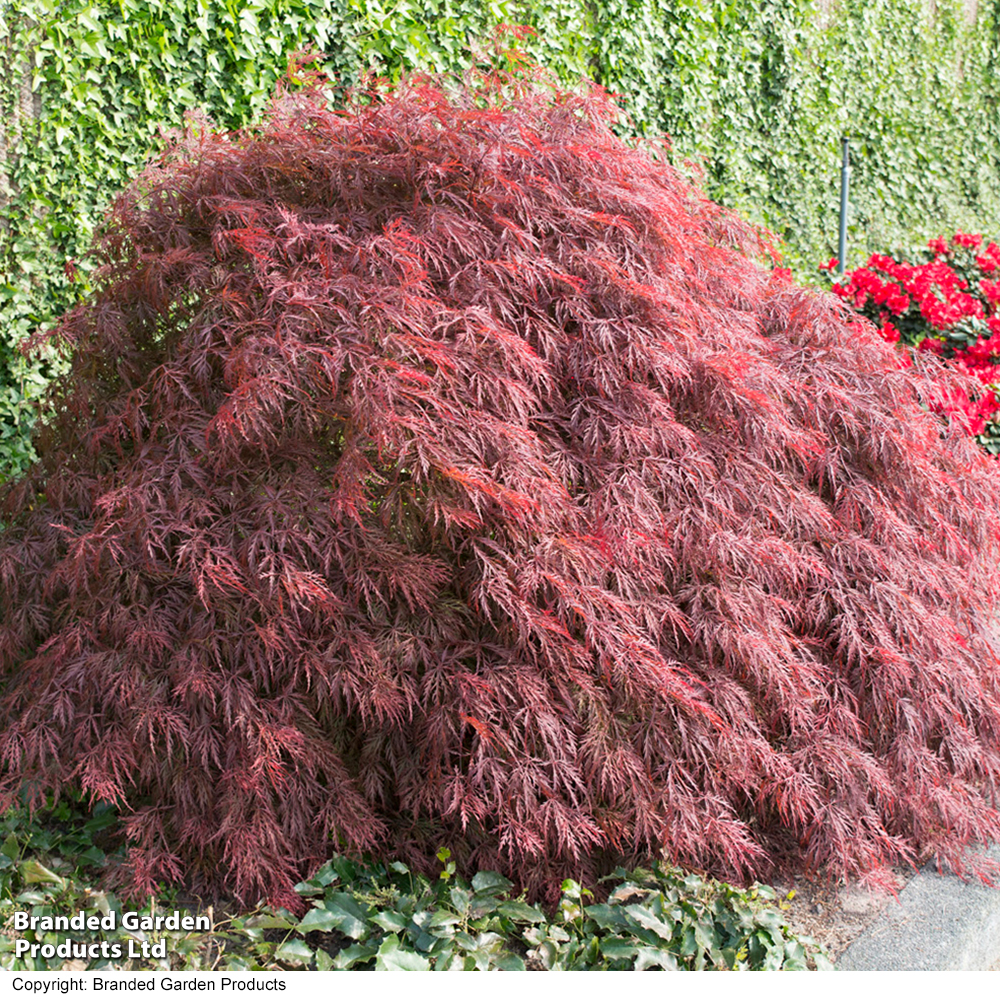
2 0 999 482
595 0 1000 273
233 856 833 971
0 800 220 971
0 802 831 971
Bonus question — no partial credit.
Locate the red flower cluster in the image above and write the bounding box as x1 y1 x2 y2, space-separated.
831 255 990 334
832 265 911 316
952 232 983 250
826 234 1000 446
929 385 1000 436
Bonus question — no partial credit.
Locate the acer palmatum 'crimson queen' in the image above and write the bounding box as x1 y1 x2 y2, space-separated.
3 66 1000 908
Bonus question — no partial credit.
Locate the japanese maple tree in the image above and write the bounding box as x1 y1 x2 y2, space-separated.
3 61 1000 908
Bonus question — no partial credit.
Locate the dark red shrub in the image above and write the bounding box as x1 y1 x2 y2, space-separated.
4 64 1000 908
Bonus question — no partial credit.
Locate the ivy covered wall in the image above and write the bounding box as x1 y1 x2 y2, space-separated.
594 0 1000 270
1 0 999 477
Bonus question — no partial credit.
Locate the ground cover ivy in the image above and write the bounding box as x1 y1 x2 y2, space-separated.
0 803 832 971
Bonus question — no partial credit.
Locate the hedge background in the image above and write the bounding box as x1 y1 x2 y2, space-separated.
2 0 999 479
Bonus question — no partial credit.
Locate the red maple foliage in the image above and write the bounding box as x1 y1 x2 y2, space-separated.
4 63 1000 908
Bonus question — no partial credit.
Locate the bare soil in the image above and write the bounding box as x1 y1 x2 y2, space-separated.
770 868 920 964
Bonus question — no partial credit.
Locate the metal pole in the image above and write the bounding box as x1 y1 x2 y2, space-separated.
838 136 850 276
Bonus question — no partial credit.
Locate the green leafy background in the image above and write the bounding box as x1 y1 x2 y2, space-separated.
2 0 999 478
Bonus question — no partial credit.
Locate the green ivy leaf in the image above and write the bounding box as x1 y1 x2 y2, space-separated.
374 933 431 971
274 939 313 967
471 870 512 895
294 907 340 934
319 893 370 940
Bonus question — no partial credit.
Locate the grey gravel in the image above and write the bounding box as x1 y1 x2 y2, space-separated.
836 845 1000 971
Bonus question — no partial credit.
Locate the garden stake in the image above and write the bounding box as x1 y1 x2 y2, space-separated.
838 136 850 275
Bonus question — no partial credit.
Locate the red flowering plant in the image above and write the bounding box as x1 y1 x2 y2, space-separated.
821 234 1000 453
